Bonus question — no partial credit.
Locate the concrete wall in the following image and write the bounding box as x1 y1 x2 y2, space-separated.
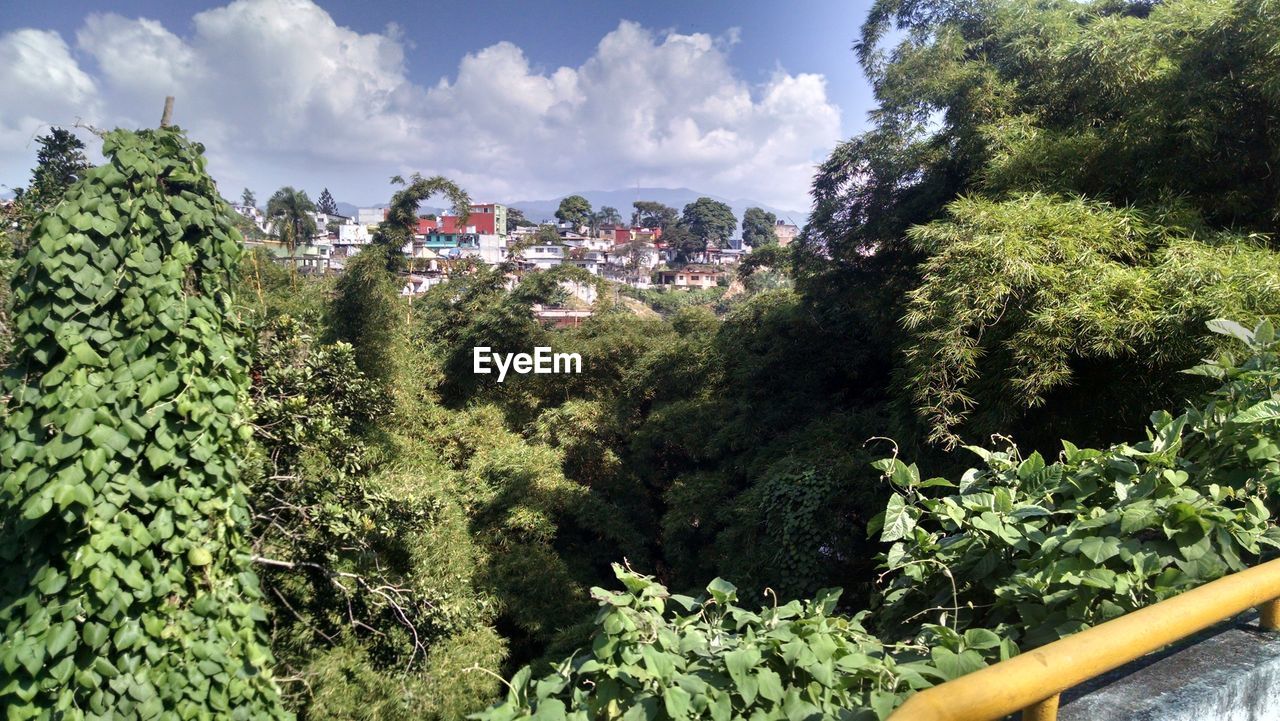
1058 613 1280 721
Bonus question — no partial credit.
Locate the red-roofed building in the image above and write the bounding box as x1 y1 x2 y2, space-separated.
414 203 508 237
607 225 662 246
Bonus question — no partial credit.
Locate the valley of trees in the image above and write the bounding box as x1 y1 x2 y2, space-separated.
1 0 1279 719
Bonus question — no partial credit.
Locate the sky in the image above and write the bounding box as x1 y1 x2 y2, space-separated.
0 0 878 211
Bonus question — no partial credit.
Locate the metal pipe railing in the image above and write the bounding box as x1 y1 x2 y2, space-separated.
888 557 1280 721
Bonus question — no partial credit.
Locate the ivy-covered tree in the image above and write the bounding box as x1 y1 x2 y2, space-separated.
0 127 289 718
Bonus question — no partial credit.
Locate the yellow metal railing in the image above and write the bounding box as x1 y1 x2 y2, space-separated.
888 557 1280 721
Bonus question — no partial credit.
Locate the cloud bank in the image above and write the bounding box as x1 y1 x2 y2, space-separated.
0 0 841 210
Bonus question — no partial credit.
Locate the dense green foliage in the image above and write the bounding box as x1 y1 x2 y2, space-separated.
802 0 1280 450
6 1 1280 719
619 285 728 316
878 322 1280 646
741 208 778 248
477 568 1012 721
901 194 1280 447
480 320 1280 717
0 127 288 719
266 187 317 259
681 198 736 248
556 196 593 228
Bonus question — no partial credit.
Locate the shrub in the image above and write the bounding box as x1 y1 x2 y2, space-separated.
876 319 1280 647
474 566 1011 721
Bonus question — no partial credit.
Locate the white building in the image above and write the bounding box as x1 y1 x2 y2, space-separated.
338 223 372 244
356 207 385 226
522 244 565 270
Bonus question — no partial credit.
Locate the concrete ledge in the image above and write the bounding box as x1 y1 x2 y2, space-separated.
1059 613 1280 721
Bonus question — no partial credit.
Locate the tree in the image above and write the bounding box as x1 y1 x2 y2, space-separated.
329 245 405 390
267 186 318 263
533 225 563 245
741 207 778 247
681 197 736 247
371 173 470 268
506 207 535 232
13 127 89 217
591 205 623 233
802 0 1280 450
0 126 288 718
662 222 704 263
242 187 257 208
317 187 338 216
555 194 592 228
632 201 678 229
332 173 470 385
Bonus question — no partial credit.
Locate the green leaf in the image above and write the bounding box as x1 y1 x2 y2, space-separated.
1233 400 1280 424
662 686 692 719
1078 536 1121 564
724 647 760 690
881 493 916 542
1206 318 1254 344
756 668 784 702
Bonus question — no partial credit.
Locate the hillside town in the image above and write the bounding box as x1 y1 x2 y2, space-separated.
229 196 800 300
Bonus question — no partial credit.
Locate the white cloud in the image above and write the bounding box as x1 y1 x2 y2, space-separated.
0 29 100 191
0 0 841 210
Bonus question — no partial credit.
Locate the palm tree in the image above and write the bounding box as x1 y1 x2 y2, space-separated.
266 187 317 266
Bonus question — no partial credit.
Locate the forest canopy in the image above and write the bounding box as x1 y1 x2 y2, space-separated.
0 0 1278 719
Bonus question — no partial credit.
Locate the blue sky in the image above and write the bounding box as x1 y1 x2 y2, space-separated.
1 0 877 211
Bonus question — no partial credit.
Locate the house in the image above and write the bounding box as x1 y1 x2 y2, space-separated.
521 243 565 270
231 203 271 234
532 303 593 329
338 223 371 245
356 207 386 226
656 267 723 289
775 220 800 246
401 274 447 296
254 239 334 273
605 225 663 246
416 203 509 236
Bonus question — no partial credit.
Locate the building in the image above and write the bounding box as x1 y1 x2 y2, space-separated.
656 267 724 289
775 220 800 246
415 203 509 236
338 223 372 244
532 304 593 329
468 203 508 235
605 225 663 246
231 203 271 235
521 243 566 270
356 207 386 226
